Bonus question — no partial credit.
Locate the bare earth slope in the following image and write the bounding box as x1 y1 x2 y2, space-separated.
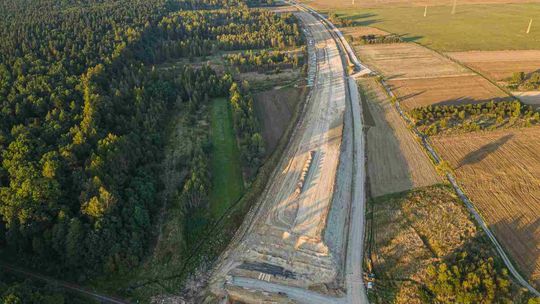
360 78 441 197
210 9 352 302
431 127 540 289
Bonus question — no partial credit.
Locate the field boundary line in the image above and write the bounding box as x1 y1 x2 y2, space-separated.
299 6 539 296
369 70 540 297
413 41 519 100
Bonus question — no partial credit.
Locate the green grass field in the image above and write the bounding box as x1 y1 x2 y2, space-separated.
334 3 540 51
209 97 244 217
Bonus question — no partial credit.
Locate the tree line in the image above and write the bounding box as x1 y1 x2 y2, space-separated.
508 71 540 90
409 100 540 135
229 82 265 172
357 34 403 45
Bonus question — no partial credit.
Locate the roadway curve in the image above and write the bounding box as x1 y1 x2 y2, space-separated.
210 2 369 303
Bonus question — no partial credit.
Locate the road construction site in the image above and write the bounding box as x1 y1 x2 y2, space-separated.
209 2 369 303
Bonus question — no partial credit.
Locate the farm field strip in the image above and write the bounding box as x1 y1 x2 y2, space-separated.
447 50 540 81
315 3 540 51
356 43 472 80
349 36 540 295
388 75 510 110
302 0 540 10
354 42 509 110
209 98 245 217
360 78 441 197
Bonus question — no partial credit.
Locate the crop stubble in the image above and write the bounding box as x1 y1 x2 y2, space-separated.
431 127 540 288
356 43 509 110
447 50 540 81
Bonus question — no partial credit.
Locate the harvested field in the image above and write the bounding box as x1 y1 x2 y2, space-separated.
303 0 540 9
431 127 540 289
356 43 472 80
388 75 510 110
360 78 441 197
514 91 540 108
447 50 540 81
253 87 305 153
355 43 509 110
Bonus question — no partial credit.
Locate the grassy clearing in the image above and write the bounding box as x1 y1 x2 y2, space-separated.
333 3 540 51
209 97 244 217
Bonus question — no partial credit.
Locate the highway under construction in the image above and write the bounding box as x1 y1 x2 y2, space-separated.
209 2 371 303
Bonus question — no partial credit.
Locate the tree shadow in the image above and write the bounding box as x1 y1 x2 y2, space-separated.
342 12 381 27
456 134 513 169
430 95 514 108
400 34 423 43
489 215 540 290
398 90 426 102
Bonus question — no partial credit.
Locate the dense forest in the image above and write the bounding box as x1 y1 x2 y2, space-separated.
0 0 301 293
0 272 87 304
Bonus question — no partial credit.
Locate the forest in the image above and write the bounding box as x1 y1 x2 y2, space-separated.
0 0 301 297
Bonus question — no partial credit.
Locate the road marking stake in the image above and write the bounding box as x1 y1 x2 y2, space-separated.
424 5 428 17
527 18 533 34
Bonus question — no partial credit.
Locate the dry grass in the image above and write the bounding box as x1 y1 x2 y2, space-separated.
302 0 540 9
431 127 540 289
360 78 442 197
447 50 540 81
388 75 510 110
368 185 479 303
356 43 472 80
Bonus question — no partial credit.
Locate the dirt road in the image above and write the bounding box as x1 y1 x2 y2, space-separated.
209 3 368 303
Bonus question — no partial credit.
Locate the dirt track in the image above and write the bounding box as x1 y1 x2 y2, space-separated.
210 8 351 298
